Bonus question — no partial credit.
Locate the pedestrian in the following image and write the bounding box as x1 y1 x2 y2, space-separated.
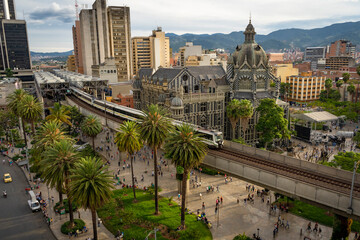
220 196 223 204
202 202 205 210
215 206 218 214
200 193 202 199
98 218 101 227
178 193 180 200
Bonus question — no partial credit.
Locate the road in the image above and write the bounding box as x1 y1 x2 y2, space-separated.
0 157 55 240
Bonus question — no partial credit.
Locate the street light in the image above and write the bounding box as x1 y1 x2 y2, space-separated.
348 160 360 215
145 228 159 240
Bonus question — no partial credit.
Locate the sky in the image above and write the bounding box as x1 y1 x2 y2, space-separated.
15 0 360 52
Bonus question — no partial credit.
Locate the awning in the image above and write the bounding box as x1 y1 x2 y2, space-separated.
293 111 339 123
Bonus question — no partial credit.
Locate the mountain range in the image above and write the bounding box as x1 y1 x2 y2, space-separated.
166 21 360 52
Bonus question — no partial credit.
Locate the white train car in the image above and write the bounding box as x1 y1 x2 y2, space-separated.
71 87 223 148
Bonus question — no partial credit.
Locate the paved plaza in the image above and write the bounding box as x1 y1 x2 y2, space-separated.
9 125 359 240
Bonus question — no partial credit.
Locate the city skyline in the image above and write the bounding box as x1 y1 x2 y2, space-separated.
15 0 360 52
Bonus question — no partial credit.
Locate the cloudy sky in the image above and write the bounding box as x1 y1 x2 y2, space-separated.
15 0 360 52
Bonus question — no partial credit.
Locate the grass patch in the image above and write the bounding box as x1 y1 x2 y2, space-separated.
61 219 85 234
98 188 212 240
276 196 360 232
195 165 224 176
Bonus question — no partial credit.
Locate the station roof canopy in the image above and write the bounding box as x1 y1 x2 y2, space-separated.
294 111 340 123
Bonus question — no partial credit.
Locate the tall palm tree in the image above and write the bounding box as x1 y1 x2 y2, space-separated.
41 140 79 227
18 94 43 134
164 124 207 229
348 84 356 103
81 115 102 149
342 72 350 101
115 121 143 200
238 99 254 139
70 157 114 240
140 104 173 215
7 89 28 145
325 78 332 99
336 80 343 93
226 99 241 139
46 102 72 126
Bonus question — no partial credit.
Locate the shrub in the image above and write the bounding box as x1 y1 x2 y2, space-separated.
61 219 85 235
21 150 26 154
12 154 24 161
54 199 78 213
15 143 26 148
233 233 252 240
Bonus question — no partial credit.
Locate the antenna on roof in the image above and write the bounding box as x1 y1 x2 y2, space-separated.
249 11 251 24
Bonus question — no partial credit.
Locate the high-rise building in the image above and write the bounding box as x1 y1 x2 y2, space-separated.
327 40 356 58
286 72 325 102
179 42 202 66
304 47 326 70
0 0 16 20
72 20 84 74
67 55 76 72
132 27 170 75
78 0 132 82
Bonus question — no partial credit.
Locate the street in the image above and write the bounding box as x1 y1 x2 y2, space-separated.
0 157 55 240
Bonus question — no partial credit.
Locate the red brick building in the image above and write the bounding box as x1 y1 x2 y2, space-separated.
111 93 134 108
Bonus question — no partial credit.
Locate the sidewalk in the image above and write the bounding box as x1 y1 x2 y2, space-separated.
8 144 115 240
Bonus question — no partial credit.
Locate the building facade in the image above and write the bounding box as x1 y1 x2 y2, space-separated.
132 27 170 75
133 65 228 132
78 0 132 82
91 57 118 84
272 63 299 82
327 40 356 58
304 47 326 70
0 0 15 20
226 20 281 144
325 56 355 70
179 42 202 66
67 55 76 72
286 72 325 102
72 20 84 74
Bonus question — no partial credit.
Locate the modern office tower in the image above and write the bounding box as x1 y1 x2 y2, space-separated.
72 20 84 74
107 6 132 81
132 27 170 75
78 0 132 82
304 47 326 70
0 0 16 20
0 19 31 70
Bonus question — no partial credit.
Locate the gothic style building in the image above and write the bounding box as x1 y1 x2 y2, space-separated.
226 20 282 144
133 66 228 132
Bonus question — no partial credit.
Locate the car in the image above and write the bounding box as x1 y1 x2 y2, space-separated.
3 173 12 183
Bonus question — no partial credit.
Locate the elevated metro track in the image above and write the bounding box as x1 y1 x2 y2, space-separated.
68 93 360 218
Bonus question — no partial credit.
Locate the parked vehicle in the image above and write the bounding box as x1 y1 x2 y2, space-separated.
27 190 40 212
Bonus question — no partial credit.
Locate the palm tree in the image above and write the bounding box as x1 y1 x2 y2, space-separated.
348 84 356 103
5 68 13 77
325 78 333 99
164 124 207 229
226 99 241 139
46 102 72 126
81 115 102 149
70 157 114 240
18 94 43 134
342 72 350 101
238 99 254 139
41 139 79 227
140 104 173 215
115 121 143 200
7 89 28 145
336 80 343 93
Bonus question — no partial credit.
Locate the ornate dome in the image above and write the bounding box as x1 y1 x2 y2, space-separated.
231 20 268 68
171 97 183 107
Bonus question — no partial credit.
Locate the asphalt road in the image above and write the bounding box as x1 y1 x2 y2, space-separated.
0 157 55 240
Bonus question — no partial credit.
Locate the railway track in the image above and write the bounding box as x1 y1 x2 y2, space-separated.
69 94 360 198
208 148 360 197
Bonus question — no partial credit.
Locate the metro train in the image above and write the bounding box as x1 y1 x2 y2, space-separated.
70 87 224 148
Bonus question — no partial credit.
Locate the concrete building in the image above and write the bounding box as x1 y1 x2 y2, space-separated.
132 27 170 75
72 20 84 74
325 56 355 70
67 55 76 72
268 53 284 62
79 0 132 82
179 42 202 66
286 72 325 102
273 63 299 83
133 65 228 132
0 0 15 20
0 77 20 109
304 47 326 70
91 57 118 84
327 40 356 58
227 20 281 144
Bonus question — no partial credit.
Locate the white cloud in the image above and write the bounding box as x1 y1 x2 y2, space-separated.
14 0 360 52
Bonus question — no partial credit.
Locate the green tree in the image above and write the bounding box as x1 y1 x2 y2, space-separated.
7 89 28 145
140 104 173 215
69 106 84 126
325 78 333 98
280 82 292 102
81 115 102 149
336 80 343 92
331 214 352 240
18 94 43 134
226 99 241 139
256 98 291 149
238 99 254 137
114 121 143 200
41 140 79 227
70 157 114 240
164 124 207 228
46 102 72 126
5 68 13 77
320 89 341 102
342 72 350 101
348 84 356 103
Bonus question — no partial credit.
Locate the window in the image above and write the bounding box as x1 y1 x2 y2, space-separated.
194 85 199 91
200 103 207 112
184 86 189 94
182 75 188 81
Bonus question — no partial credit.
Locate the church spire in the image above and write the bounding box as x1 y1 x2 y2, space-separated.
244 17 256 43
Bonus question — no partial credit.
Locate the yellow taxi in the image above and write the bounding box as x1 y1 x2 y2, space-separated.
3 173 12 183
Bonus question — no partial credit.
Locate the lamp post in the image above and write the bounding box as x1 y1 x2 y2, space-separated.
348 161 360 215
145 228 158 240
